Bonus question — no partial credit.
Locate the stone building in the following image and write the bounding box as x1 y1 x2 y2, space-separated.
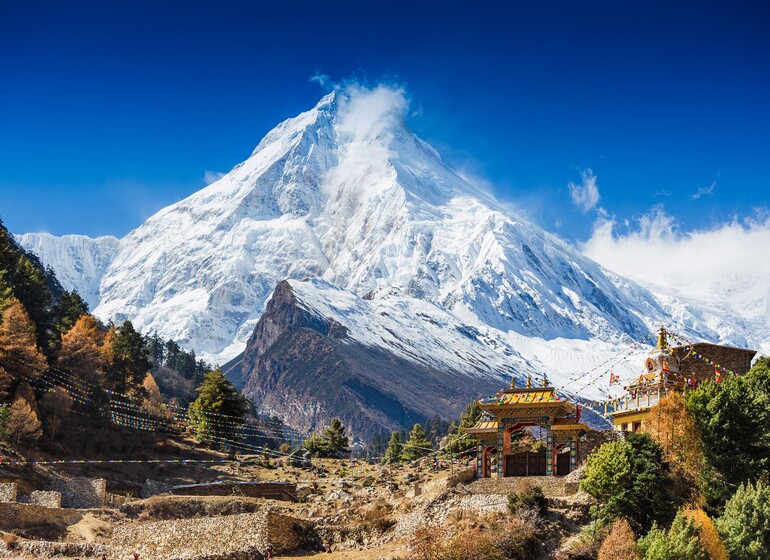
606 327 756 432
467 377 591 479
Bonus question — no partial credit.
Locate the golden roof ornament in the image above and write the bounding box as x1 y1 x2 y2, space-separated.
542 374 549 387
510 376 516 389
526 375 532 388
656 325 667 350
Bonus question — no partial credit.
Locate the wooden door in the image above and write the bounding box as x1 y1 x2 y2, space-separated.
557 452 570 475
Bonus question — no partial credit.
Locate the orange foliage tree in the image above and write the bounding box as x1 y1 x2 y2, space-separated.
598 518 638 560
56 314 111 385
0 298 47 400
642 392 702 476
684 507 728 560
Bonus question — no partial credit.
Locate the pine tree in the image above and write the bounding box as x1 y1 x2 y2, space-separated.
715 480 770 559
444 401 482 454
322 417 350 458
0 298 47 400
385 431 403 463
52 291 88 336
109 320 151 394
188 369 248 444
403 423 433 461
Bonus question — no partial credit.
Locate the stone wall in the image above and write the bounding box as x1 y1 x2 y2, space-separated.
0 482 17 503
169 481 298 502
111 510 313 559
446 467 476 487
53 477 106 508
28 490 62 508
0 503 82 532
467 475 577 497
675 343 756 381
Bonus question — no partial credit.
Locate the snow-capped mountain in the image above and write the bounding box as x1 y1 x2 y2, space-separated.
16 88 765 407
13 233 120 309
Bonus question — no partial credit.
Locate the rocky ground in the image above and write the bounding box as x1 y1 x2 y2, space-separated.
0 452 595 559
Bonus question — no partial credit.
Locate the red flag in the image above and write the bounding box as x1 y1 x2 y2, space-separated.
715 368 722 383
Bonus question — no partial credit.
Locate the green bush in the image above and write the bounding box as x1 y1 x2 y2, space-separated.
715 480 770 559
637 510 707 560
581 433 675 533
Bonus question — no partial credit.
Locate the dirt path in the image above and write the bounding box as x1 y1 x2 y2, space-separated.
285 542 408 559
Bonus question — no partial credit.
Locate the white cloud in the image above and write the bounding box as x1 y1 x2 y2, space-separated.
568 169 600 213
580 206 770 322
204 170 225 185
310 72 331 87
336 83 409 140
690 180 716 200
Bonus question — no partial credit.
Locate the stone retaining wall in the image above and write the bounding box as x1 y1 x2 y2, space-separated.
53 477 106 508
0 482 17 503
28 490 62 508
467 475 576 497
0 503 82 532
169 481 298 502
111 510 312 559
9 540 110 558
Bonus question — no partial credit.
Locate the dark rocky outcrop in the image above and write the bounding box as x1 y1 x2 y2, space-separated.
232 281 502 440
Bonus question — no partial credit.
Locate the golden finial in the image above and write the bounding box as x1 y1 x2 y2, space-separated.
526 375 532 388
542 374 549 388
656 325 667 350
510 376 516 389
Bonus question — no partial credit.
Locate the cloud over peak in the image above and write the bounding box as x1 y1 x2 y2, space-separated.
568 169 600 213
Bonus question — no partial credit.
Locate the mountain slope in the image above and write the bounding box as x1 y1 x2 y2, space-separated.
13 233 120 309
88 90 670 366
15 88 764 421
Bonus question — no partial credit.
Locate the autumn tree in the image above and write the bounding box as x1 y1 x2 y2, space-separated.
39 387 73 442
57 314 110 385
5 397 42 448
642 392 702 476
0 298 47 400
684 508 727 560
597 518 637 560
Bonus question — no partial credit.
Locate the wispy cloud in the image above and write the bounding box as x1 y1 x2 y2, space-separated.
309 72 331 87
690 180 717 200
204 170 225 185
654 189 671 198
568 169 600 213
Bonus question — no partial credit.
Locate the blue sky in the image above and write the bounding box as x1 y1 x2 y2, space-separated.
1 0 769 246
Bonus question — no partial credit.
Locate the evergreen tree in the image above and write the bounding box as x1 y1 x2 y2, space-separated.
188 369 248 444
403 423 433 461
444 401 482 454
715 480 770 559
51 291 89 337
322 417 350 458
109 320 151 394
637 510 707 560
385 431 403 464
581 433 675 533
686 357 770 508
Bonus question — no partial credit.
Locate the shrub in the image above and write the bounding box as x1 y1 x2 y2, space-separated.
581 433 674 533
637 510 707 560
507 484 548 516
598 518 637 560
715 479 770 559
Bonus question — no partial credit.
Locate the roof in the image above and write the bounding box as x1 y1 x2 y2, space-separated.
479 387 562 406
465 420 499 434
